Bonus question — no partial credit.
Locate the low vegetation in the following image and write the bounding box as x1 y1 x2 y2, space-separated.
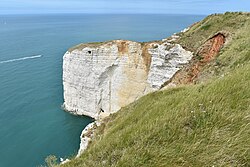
68 41 106 52
61 12 250 167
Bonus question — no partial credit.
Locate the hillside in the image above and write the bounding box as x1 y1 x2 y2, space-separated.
61 12 250 167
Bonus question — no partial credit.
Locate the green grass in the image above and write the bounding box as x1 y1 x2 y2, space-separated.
61 12 250 167
177 12 250 53
68 41 106 52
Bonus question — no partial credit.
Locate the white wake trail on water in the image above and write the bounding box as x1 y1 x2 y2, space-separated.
0 55 43 64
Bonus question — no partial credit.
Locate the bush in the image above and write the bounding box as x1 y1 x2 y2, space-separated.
45 155 58 167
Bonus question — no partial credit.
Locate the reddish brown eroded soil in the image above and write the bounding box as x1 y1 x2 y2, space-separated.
167 33 226 86
199 33 226 63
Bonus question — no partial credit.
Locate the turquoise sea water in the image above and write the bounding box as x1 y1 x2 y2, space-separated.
0 14 205 167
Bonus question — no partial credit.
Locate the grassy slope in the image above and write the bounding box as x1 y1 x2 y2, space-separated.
62 13 250 167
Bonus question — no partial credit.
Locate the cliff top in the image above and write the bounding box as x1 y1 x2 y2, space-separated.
68 40 142 52
68 41 107 52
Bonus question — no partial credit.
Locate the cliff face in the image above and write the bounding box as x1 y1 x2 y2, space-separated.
63 39 193 119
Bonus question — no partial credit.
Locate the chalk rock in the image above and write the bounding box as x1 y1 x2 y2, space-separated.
63 40 193 119
147 44 193 88
181 27 190 33
77 122 96 157
60 158 70 165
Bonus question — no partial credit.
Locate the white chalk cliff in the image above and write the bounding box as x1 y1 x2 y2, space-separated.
63 39 193 119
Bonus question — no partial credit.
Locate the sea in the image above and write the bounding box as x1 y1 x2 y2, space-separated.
0 14 205 167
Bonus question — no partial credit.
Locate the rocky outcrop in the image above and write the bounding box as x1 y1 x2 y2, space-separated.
63 39 193 119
